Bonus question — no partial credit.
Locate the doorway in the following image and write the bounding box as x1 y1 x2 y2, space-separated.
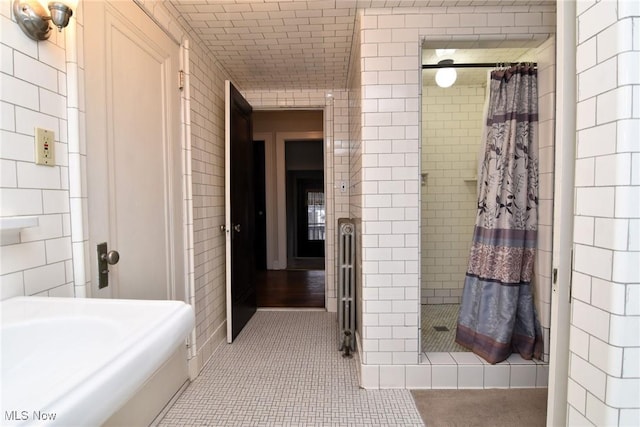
285 139 325 268
252 111 325 308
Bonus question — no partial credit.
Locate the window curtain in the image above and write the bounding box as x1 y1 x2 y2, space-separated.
455 65 543 364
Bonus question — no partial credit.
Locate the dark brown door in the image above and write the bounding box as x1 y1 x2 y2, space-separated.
225 81 256 342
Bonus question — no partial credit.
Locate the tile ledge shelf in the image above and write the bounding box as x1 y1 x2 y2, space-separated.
1 216 39 231
1 216 39 245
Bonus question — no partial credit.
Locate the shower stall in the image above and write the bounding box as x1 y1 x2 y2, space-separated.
420 45 555 359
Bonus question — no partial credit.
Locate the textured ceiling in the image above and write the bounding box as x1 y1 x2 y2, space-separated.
168 0 554 90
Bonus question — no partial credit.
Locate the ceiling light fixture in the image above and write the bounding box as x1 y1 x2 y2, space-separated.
435 59 457 88
13 0 75 41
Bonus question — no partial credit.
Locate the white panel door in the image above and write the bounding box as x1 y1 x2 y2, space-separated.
85 1 183 300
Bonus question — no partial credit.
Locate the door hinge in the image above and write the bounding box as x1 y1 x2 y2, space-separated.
178 70 185 91
569 248 574 302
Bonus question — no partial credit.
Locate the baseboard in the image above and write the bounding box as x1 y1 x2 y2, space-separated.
189 319 227 379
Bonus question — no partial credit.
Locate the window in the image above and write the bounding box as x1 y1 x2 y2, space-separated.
307 191 325 241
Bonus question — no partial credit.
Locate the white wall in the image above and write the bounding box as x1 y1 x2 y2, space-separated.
568 1 640 424
350 3 555 388
0 0 82 299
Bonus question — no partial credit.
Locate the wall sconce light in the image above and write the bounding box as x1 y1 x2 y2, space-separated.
435 59 457 88
13 0 74 41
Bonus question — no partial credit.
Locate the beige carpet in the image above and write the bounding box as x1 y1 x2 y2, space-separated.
411 389 547 427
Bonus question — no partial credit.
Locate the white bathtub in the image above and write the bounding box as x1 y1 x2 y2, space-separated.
1 296 195 426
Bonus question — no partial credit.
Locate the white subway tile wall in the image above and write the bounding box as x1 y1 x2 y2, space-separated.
0 1 77 299
533 36 556 363
352 4 555 383
570 0 640 424
421 84 484 305
141 0 232 372
3 2 638 419
348 11 364 352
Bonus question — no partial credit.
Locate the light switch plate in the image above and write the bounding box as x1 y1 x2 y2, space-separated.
35 128 55 166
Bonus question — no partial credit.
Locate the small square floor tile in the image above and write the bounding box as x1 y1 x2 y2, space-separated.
159 311 424 426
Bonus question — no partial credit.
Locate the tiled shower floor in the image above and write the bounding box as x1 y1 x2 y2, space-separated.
419 304 549 389
159 311 424 426
421 304 468 353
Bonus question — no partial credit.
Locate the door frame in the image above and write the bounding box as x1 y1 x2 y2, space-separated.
275 131 324 269
254 132 279 270
288 171 325 259
546 1 575 424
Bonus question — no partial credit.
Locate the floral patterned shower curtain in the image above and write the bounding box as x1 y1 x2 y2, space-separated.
455 65 543 364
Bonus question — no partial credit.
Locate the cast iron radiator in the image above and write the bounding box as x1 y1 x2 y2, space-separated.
338 218 355 356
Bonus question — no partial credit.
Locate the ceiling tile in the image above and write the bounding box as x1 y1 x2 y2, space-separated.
167 0 554 90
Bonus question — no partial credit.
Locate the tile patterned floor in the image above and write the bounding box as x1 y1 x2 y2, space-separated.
421 304 468 353
159 311 424 426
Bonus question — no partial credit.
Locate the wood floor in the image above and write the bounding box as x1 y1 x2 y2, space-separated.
257 269 325 308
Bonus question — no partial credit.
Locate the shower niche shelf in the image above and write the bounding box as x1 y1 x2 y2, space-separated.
462 176 477 182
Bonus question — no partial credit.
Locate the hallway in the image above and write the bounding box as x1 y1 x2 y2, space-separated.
257 270 325 308
159 311 423 426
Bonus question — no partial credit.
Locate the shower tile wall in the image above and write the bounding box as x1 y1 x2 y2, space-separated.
420 85 485 305
533 36 556 363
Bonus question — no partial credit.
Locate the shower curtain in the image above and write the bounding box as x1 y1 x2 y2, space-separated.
455 65 543 364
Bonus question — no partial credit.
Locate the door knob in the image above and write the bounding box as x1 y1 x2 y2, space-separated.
233 224 241 232
101 250 120 265
97 242 119 289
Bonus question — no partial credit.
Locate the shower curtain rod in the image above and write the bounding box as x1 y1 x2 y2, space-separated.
422 62 537 69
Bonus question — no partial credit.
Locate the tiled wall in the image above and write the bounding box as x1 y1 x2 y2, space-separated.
420 84 485 305
533 36 555 364
332 90 352 313
347 10 363 355
0 2 80 299
568 1 640 424
187 41 229 371
351 4 555 387
139 0 232 373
